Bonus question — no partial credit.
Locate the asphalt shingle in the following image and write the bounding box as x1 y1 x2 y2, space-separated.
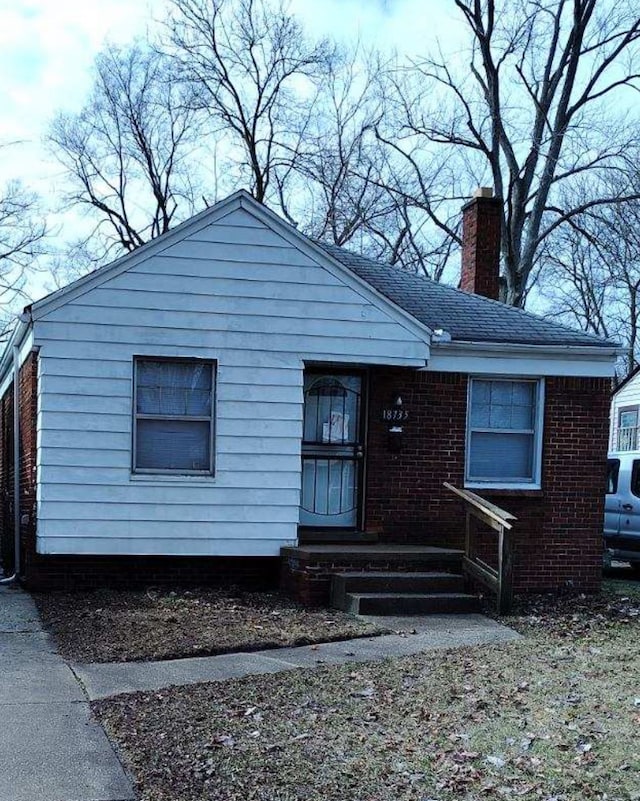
316 241 616 349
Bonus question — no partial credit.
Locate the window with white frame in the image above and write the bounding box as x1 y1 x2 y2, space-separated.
133 358 215 474
466 378 543 486
617 406 639 451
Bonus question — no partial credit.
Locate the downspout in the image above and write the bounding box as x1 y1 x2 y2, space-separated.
1 344 22 585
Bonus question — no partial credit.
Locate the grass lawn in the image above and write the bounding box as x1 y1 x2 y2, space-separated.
95 575 640 801
34 587 385 663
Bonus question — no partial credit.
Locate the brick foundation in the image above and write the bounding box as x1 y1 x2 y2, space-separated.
21 554 280 592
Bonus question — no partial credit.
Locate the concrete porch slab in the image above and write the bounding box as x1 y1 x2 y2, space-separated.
282 543 464 560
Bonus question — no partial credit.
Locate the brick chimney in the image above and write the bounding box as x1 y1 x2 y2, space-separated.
460 187 502 300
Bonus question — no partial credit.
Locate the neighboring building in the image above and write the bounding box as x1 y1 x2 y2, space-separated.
610 366 640 452
0 189 618 599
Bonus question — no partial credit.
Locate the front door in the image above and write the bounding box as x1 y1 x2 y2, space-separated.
300 372 365 528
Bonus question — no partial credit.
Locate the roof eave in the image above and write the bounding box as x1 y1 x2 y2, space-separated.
0 310 33 385
424 338 619 378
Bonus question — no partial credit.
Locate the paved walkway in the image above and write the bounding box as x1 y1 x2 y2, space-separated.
73 613 521 701
0 584 134 801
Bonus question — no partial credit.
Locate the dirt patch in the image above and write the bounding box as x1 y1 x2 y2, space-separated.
34 587 385 663
497 575 640 637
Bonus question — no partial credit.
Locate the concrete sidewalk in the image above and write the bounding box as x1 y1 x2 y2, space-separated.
74 612 521 701
0 584 135 801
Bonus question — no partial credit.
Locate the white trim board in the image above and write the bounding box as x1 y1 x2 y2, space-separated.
36 536 296 557
0 330 35 398
426 342 618 377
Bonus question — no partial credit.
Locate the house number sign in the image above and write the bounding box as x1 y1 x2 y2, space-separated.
382 408 409 422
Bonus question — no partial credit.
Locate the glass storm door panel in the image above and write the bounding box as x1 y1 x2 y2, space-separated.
300 373 363 528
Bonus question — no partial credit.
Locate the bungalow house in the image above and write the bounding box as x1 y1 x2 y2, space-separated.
610 365 640 452
0 189 617 610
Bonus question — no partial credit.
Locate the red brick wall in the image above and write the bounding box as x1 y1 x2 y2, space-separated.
460 195 502 300
0 351 38 577
365 369 611 594
0 367 12 570
366 368 467 546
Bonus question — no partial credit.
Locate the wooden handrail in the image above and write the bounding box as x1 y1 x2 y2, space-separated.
443 482 517 614
461 488 517 523
443 482 514 530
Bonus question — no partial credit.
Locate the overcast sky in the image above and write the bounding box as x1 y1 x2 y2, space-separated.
0 0 459 303
0 0 458 189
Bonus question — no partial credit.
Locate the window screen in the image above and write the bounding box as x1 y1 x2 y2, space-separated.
133 359 215 473
467 379 541 484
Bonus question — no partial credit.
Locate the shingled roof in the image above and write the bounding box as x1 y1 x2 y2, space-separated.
316 241 616 349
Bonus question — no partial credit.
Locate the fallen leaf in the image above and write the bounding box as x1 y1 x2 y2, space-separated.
352 687 376 698
212 734 235 748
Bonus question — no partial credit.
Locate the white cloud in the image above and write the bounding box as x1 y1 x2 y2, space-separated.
0 0 160 183
0 0 463 189
0 0 466 305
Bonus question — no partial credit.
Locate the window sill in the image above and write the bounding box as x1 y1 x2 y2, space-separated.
130 473 216 485
464 484 543 498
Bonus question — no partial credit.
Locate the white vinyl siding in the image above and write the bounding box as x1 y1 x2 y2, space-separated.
466 377 544 488
610 372 640 451
33 205 429 557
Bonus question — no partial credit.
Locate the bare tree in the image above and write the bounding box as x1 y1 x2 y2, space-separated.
382 0 640 305
285 50 391 241
0 176 47 327
163 0 333 208
367 137 468 280
539 183 640 377
49 42 202 255
275 46 453 279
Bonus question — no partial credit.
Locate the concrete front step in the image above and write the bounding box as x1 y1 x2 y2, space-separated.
282 543 465 570
330 571 465 610
343 592 480 616
280 543 467 607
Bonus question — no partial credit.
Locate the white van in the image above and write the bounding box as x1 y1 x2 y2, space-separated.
605 451 640 571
